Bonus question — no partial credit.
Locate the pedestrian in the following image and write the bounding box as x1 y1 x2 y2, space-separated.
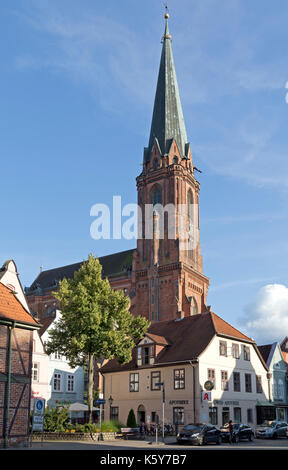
228 420 234 444
140 421 146 440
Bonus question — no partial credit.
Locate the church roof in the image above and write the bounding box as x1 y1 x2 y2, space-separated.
144 16 189 162
26 248 135 294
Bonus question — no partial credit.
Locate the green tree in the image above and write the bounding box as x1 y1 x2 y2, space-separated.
127 409 137 428
45 254 149 422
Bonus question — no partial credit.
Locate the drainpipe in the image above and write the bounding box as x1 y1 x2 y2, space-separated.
189 360 198 423
4 321 15 448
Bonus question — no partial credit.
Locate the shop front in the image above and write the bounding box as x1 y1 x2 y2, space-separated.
210 399 259 428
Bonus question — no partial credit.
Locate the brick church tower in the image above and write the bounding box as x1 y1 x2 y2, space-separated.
132 14 210 322
26 14 209 325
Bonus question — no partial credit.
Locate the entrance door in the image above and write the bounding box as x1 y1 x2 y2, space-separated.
137 405 146 424
222 407 230 426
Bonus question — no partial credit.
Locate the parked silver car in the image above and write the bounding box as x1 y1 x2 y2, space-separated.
256 421 288 439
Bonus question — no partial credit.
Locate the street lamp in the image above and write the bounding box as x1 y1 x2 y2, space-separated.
155 381 165 443
109 395 113 420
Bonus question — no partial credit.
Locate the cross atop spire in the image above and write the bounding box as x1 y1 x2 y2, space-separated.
144 12 189 163
163 5 171 40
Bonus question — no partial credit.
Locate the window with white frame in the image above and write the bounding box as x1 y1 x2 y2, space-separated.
221 371 229 391
232 343 240 359
278 379 284 400
67 374 75 392
53 373 62 392
219 341 227 357
129 373 139 392
208 369 216 389
245 373 252 393
256 375 263 393
32 362 39 382
243 345 250 361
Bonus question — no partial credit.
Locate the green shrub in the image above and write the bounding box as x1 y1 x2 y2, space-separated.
96 420 123 432
127 409 137 428
43 406 70 432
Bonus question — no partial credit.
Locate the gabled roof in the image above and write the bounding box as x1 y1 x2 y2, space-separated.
258 344 274 366
145 333 170 346
0 283 40 328
26 249 135 293
102 312 255 374
38 316 55 336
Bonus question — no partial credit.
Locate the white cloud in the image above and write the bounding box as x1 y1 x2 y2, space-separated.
239 284 288 344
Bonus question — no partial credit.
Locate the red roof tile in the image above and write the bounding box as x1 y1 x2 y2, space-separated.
0 283 39 327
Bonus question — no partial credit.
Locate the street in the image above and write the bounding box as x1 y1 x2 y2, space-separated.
3 436 288 451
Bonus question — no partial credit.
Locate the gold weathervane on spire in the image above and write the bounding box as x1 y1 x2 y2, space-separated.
164 3 169 19
162 4 171 42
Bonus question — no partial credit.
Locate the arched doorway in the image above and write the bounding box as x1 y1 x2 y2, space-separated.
137 405 146 424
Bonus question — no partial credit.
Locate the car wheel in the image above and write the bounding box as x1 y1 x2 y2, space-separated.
272 433 277 439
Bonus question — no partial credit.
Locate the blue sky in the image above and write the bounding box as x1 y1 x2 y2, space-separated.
1 0 288 343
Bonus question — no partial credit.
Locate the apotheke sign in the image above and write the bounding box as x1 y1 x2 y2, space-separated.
169 400 189 405
213 400 240 406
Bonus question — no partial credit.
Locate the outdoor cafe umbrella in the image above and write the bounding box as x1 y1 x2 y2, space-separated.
68 402 99 423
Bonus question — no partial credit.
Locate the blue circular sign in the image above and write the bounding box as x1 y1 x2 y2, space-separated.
36 400 43 411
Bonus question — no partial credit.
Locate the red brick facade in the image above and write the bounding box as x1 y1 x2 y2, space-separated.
0 325 34 448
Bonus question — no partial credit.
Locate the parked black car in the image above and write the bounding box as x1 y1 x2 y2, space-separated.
177 423 222 445
220 423 254 443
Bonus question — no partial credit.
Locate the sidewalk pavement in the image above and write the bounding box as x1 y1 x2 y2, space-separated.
4 436 177 451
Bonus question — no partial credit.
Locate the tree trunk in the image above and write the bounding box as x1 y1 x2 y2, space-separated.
88 353 94 423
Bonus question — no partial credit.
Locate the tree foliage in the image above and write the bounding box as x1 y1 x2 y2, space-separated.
45 254 150 421
127 409 137 428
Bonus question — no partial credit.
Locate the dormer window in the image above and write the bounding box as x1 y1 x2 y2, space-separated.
137 344 155 366
137 334 168 367
143 346 149 364
173 156 178 164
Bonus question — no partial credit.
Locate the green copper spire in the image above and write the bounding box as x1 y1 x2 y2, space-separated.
144 13 189 163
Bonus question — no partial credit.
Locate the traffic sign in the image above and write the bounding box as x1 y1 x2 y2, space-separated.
94 399 106 405
32 398 46 433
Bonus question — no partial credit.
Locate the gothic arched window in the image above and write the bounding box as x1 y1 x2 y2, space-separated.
153 158 159 170
151 185 162 206
187 190 193 222
191 297 198 315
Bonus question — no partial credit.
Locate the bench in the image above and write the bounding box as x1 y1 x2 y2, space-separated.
120 427 140 440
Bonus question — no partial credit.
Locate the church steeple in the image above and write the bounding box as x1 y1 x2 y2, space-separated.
144 13 189 163
136 13 210 323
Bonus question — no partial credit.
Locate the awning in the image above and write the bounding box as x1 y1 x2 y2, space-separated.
68 402 99 412
256 402 275 407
